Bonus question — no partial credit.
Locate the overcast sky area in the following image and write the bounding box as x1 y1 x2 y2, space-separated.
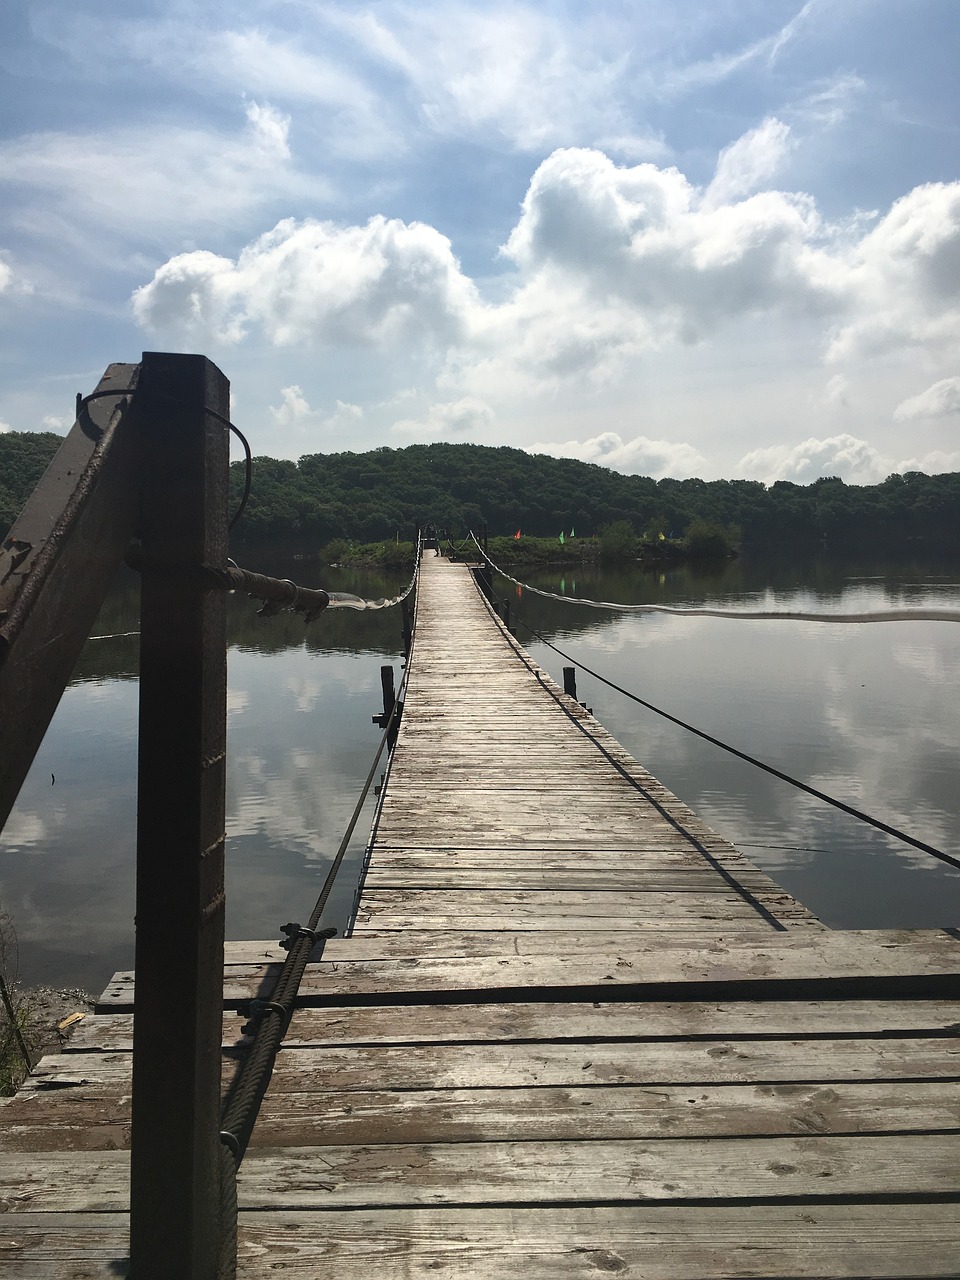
1 0 959 483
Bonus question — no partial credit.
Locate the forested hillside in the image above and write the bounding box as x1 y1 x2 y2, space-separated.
3 432 958 548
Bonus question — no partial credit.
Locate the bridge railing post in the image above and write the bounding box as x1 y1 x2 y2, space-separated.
129 352 230 1279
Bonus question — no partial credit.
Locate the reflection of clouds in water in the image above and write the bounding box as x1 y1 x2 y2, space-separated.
227 688 250 715
532 593 960 929
228 740 375 863
890 637 960 685
226 647 383 863
282 674 325 714
0 812 46 850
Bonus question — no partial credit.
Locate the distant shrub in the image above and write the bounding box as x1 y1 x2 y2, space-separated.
683 519 738 560
599 519 637 560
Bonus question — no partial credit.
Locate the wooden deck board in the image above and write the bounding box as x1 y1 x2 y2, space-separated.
5 1205 959 1279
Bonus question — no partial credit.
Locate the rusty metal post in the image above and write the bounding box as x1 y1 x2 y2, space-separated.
130 353 230 1279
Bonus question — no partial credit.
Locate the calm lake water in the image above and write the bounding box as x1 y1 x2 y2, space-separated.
2 545 959 994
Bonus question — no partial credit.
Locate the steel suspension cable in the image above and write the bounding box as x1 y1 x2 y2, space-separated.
469 535 960 625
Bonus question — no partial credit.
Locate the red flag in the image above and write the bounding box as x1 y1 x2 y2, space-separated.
514 529 521 540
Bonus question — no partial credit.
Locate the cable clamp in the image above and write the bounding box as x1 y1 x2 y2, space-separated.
278 922 337 951
247 998 287 1019
239 998 289 1037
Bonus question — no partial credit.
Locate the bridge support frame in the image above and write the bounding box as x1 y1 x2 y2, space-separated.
129 352 230 1279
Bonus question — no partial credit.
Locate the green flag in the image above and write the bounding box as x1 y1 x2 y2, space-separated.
559 531 565 545
570 527 575 538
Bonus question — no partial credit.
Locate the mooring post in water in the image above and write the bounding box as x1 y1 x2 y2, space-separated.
563 666 578 700
130 352 229 1280
401 596 413 661
374 664 400 749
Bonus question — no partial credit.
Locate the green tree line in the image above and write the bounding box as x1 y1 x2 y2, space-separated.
3 432 958 548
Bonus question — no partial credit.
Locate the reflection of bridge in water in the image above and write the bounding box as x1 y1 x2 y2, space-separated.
1 357 958 1278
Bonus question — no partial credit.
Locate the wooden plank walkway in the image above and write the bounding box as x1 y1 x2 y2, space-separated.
1 553 958 1276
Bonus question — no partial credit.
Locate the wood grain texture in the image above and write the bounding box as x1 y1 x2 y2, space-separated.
2 1134 959 1210
4 1081 956 1152
2 1205 959 1279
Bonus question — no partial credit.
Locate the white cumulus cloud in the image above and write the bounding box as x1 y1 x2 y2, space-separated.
894 376 960 420
128 144 960 477
529 431 707 480
133 215 478 348
826 182 960 362
502 147 837 345
738 433 889 484
895 449 960 474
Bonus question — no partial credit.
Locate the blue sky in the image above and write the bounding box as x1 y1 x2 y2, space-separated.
1 0 958 482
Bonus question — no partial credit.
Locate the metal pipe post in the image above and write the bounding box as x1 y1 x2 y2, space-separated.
129 352 230 1279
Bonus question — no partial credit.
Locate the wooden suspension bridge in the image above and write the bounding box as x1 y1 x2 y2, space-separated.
0 356 958 1277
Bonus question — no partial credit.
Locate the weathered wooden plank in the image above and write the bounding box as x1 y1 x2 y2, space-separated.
64 998 960 1053
21 1034 960 1094
355 888 802 919
3 1204 958 1279
4 1135 958 1210
66 1011 249 1052
351 913 815 933
99 930 960 1006
360 869 781 891
254 1079 960 1145
6 1080 956 1151
278 998 960 1046
265 1037 960 1091
232 1202 960 1278
227 930 826 964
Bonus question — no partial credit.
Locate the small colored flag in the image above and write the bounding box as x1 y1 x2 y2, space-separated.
514 529 521 540
569 527 575 538
559 530 565 545
658 531 666 541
